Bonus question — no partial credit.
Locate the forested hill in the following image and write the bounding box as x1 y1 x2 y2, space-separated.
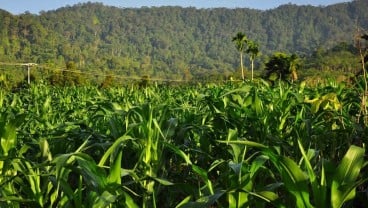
0 0 367 81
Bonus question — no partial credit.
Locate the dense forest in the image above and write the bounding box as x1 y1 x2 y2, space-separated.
0 0 367 85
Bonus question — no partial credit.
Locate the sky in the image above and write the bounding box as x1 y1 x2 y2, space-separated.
0 0 352 15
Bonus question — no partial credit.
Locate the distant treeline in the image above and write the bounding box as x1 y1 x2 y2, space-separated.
0 0 367 85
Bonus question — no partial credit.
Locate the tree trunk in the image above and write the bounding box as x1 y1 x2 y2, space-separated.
240 52 244 81
291 70 298 82
251 58 254 81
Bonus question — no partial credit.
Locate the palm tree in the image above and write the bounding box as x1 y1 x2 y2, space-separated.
246 40 259 81
232 32 248 81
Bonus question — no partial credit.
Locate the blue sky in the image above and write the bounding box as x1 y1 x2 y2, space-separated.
1 0 352 14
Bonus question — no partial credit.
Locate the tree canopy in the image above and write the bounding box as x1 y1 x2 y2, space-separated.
0 0 366 85
264 52 300 83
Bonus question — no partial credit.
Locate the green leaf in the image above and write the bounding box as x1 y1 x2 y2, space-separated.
98 135 134 166
217 140 268 149
150 177 174 186
42 96 52 113
279 157 312 208
208 159 226 173
249 155 268 178
227 128 238 142
192 164 213 195
123 191 139 208
298 140 327 208
92 191 116 208
249 191 279 203
1 122 16 156
331 145 365 208
226 129 242 163
107 150 122 185
39 138 52 162
175 196 192 208
181 190 226 208
264 150 313 208
49 176 75 201
236 191 249 208
253 92 263 115
76 154 107 191
191 164 207 181
164 142 192 165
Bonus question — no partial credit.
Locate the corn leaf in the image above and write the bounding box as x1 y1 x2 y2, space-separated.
192 164 214 195
107 150 122 185
180 190 226 208
76 154 107 191
164 142 192 165
175 196 192 208
0 122 16 157
123 191 139 208
331 145 365 208
98 135 134 166
298 140 326 208
264 150 313 208
248 191 279 203
217 140 268 149
150 177 174 186
92 190 116 208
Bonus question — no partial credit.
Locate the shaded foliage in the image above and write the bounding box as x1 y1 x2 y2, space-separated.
264 52 300 83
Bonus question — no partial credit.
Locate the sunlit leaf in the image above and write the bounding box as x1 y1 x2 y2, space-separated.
331 145 365 208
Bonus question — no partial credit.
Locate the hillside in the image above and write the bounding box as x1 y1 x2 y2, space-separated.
0 0 367 83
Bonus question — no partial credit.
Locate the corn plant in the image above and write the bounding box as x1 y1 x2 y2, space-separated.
0 80 366 207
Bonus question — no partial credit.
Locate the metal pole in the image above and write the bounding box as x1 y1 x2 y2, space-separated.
0 63 37 84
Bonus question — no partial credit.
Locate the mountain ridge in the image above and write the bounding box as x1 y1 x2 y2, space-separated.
0 0 366 82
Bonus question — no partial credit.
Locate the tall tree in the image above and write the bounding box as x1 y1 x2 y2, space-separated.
289 54 301 82
264 52 300 83
246 40 260 81
354 30 368 122
232 32 248 81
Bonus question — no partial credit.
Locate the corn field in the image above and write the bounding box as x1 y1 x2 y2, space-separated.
0 79 367 208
